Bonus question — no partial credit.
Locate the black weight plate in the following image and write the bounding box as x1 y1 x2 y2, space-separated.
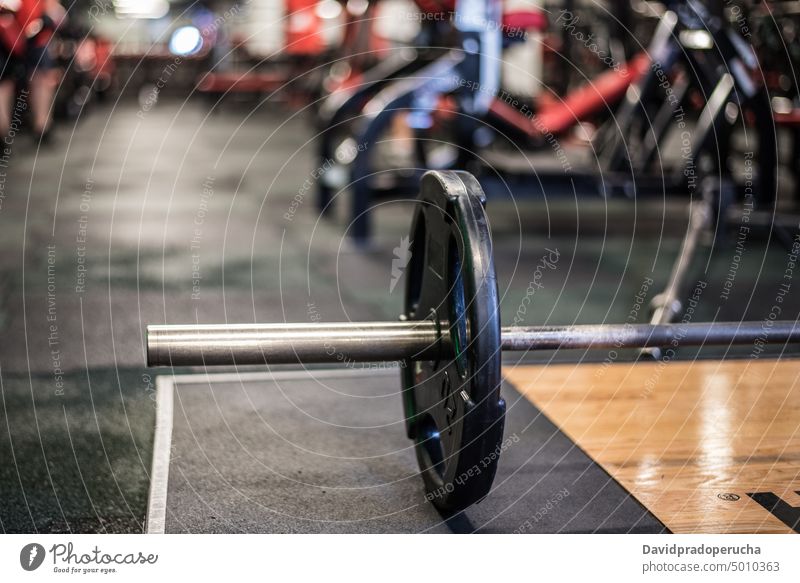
402 170 505 514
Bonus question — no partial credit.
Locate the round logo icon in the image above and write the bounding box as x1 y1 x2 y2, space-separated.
20 543 46 571
717 492 741 502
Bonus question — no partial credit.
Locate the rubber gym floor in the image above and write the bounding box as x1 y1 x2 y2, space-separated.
1 100 798 533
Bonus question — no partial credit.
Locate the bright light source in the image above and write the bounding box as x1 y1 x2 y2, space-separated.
114 0 169 20
316 0 343 20
0 1 22 12
169 26 203 56
679 29 713 50
772 96 793 115
346 0 369 17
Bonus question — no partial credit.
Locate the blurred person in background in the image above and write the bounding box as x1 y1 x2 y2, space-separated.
0 0 25 143
17 0 66 143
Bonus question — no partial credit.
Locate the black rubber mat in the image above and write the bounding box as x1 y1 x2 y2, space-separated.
159 368 666 533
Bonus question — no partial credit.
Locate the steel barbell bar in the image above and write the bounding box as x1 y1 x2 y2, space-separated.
146 320 800 367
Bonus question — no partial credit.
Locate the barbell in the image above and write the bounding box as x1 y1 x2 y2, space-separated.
147 170 800 514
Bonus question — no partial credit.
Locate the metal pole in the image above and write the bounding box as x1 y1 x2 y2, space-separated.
649 197 711 326
501 321 799 351
147 320 800 367
147 322 442 366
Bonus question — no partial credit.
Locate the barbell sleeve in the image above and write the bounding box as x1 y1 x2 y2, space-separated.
146 321 443 367
147 320 800 367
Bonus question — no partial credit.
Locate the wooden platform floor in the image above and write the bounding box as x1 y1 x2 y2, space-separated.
504 358 800 533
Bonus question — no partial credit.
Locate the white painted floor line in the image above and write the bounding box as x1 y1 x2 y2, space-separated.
144 367 392 533
145 376 174 534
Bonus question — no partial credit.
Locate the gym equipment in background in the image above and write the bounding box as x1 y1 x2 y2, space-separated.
316 0 777 246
